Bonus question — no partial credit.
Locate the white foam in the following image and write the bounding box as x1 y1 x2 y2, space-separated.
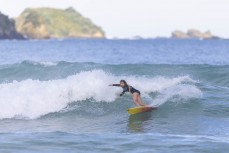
122 75 202 106
38 61 58 67
0 70 202 119
35 61 58 67
152 84 202 106
24 60 58 67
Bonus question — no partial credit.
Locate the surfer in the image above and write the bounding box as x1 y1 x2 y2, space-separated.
109 80 146 106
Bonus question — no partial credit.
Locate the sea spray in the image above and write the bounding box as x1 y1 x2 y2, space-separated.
152 84 202 107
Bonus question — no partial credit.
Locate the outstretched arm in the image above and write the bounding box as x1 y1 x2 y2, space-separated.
109 84 126 97
109 84 120 87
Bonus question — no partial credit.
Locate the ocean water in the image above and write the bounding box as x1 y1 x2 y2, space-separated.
0 39 229 153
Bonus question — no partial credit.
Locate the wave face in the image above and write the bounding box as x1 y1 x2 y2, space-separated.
0 65 203 119
0 61 228 120
0 62 228 140
0 60 226 118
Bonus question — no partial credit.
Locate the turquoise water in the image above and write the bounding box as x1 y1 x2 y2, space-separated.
0 39 229 152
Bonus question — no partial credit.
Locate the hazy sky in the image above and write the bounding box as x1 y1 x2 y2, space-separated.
0 0 228 38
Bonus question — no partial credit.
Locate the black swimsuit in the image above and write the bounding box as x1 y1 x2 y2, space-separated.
112 84 141 96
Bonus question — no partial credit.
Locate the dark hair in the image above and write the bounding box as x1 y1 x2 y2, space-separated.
120 80 128 86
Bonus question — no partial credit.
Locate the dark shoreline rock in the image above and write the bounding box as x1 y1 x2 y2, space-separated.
0 12 24 39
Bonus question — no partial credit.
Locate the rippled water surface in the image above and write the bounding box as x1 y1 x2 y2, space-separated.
0 39 228 153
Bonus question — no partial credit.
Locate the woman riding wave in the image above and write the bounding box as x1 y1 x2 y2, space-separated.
109 80 146 107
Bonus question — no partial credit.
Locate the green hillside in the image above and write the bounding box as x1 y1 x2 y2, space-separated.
16 7 105 39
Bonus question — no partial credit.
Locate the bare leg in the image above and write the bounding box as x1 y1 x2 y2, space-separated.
133 93 141 107
137 94 146 106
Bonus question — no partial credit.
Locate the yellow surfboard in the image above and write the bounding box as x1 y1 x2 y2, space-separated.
127 106 156 115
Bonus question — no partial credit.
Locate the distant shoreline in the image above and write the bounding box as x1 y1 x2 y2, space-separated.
0 7 224 40
0 37 227 41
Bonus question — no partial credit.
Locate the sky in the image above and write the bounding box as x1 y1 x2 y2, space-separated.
0 0 228 38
